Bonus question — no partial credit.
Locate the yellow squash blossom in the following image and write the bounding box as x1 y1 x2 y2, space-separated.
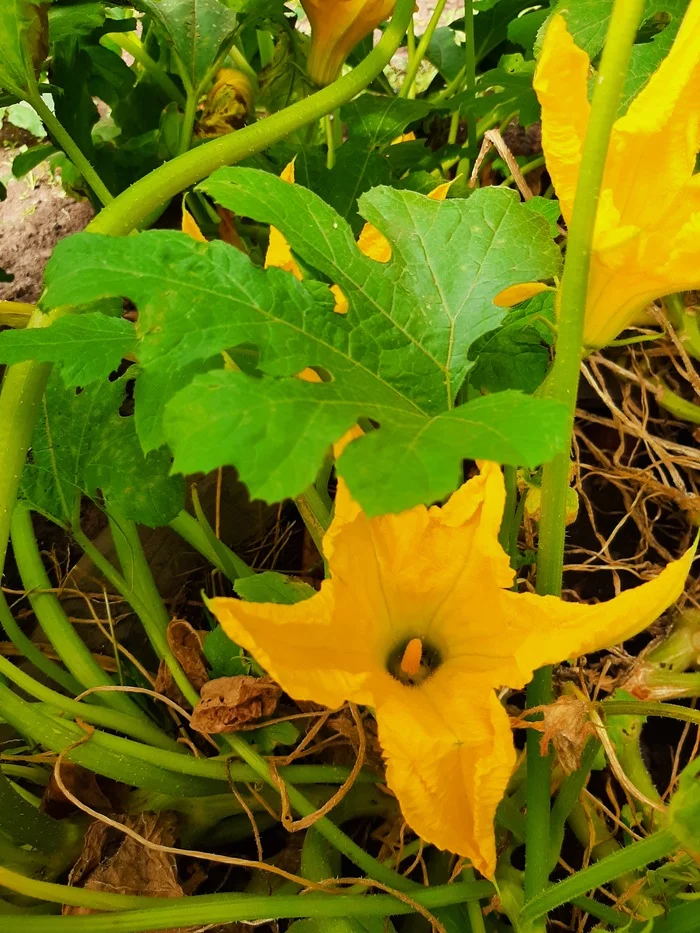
209 460 694 877
530 6 700 349
302 0 395 86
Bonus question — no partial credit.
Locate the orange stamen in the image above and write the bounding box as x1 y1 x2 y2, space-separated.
400 638 423 678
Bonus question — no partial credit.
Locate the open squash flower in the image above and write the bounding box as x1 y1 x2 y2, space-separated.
209 460 694 878
527 6 700 349
301 0 395 86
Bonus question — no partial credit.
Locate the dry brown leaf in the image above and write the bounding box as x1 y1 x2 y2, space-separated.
530 696 596 773
42 762 119 819
154 618 209 703
328 709 384 774
65 812 183 918
190 675 281 734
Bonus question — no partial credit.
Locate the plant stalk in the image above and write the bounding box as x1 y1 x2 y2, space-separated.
28 94 113 206
399 0 448 99
520 827 676 925
0 869 493 931
463 0 477 160
524 0 645 913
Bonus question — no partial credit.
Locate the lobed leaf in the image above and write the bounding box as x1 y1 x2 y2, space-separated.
0 313 137 386
134 0 238 93
21 373 184 527
43 170 567 515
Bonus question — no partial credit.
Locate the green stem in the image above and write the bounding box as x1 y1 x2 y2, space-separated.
657 383 700 425
324 113 336 170
463 0 477 160
0 587 81 693
602 699 700 727
228 44 259 87
0 300 34 328
464 867 487 933
295 485 331 556
89 0 414 237
71 523 197 705
569 896 638 929
189 490 254 581
0 313 53 577
28 94 113 206
0 868 493 931
519 828 676 926
0 651 182 752
0 681 219 796
106 508 171 634
399 0 448 99
548 737 599 872
10 505 145 720
101 33 187 107
222 731 414 891
500 155 545 189
524 0 645 911
179 90 198 154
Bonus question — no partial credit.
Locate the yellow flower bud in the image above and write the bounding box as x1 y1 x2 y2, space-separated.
301 0 395 87
197 68 254 138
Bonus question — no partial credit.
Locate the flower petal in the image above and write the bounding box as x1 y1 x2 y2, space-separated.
303 0 395 85
373 667 516 877
533 14 590 224
492 282 551 308
356 180 451 264
182 209 207 242
604 0 700 232
265 160 302 279
325 463 514 664
207 585 376 709
498 543 696 687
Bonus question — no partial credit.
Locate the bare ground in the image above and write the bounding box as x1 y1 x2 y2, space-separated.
0 135 93 304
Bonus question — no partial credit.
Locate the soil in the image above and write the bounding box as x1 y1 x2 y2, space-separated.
0 128 94 304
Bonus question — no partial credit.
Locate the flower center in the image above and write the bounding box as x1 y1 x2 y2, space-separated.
387 637 442 686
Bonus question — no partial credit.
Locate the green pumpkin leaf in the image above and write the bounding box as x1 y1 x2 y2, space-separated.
44 170 566 515
21 372 184 527
426 27 465 83
467 291 555 395
48 2 105 45
135 0 238 93
0 313 136 386
11 142 57 177
0 0 47 98
234 571 316 605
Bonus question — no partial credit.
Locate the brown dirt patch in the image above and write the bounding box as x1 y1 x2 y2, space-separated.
0 144 93 304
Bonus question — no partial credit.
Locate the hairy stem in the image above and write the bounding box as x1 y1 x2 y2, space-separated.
29 94 113 206
520 828 676 926
399 0 448 99
524 0 645 913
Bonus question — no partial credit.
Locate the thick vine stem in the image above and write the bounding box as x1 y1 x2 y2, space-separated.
88 0 415 238
523 0 645 915
0 867 493 931
0 0 414 590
